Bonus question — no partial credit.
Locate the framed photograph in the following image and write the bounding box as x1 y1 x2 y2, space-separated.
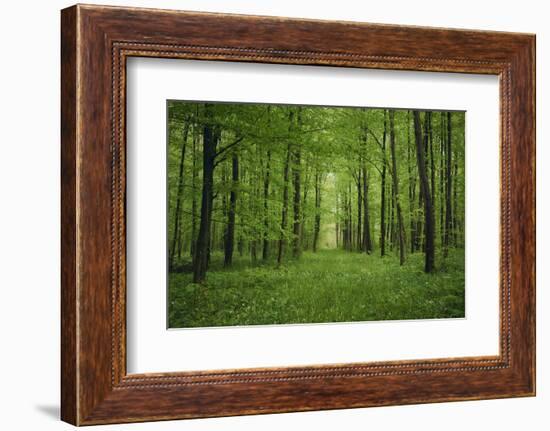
61 4 535 425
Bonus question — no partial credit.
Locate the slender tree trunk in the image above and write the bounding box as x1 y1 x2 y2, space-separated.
389 110 406 265
176 222 183 262
342 192 348 250
292 143 302 258
416 178 424 252
313 171 322 252
193 105 217 283
169 119 189 270
238 234 243 256
428 112 436 237
380 110 388 256
211 201 217 255
343 191 348 250
388 182 395 251
250 165 259 263
335 193 340 249
356 168 362 251
224 154 238 266
221 164 227 249
262 150 271 260
348 183 353 251
362 166 372 253
444 111 453 257
277 141 291 265
342 191 350 251
439 112 445 247
453 156 459 245
407 111 417 254
413 111 435 273
251 241 257 262
350 190 353 251
343 191 349 250
286 108 302 259
190 124 198 257
386 182 392 250
301 158 311 249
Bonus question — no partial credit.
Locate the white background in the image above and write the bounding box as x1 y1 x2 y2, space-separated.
127 59 500 373
0 0 546 430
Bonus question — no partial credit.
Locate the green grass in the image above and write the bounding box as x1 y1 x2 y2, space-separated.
168 248 465 328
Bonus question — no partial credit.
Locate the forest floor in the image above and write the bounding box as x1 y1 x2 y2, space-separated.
168 248 465 328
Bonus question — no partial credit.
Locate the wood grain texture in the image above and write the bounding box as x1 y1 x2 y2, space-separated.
60 4 535 425
60 5 78 425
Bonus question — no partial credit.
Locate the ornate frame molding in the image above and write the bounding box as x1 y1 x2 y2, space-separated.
61 5 535 425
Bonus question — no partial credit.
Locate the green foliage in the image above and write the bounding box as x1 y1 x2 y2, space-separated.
168 249 465 328
167 101 466 327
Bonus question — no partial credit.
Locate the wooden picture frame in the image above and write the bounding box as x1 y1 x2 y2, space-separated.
61 4 535 425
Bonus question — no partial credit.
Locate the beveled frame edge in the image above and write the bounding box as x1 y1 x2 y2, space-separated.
61 4 535 426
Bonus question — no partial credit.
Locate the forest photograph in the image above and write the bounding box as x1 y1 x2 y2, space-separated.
167 100 465 328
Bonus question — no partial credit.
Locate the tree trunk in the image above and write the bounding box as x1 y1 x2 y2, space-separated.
380 110 388 256
262 150 271 260
439 112 445 247
301 158 311 250
190 123 198 257
210 201 217 255
193 105 218 283
335 193 340 249
341 192 347 250
291 143 302 258
453 155 459 245
313 171 322 252
343 192 348 250
413 111 435 273
388 181 395 251
428 112 436 240
224 154 238 266
169 119 189 270
362 166 372 253
356 169 362 251
250 166 259 263
221 164 228 251
407 111 417 254
389 110 406 265
250 236 257 262
348 182 353 251
444 111 453 257
277 141 291 265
